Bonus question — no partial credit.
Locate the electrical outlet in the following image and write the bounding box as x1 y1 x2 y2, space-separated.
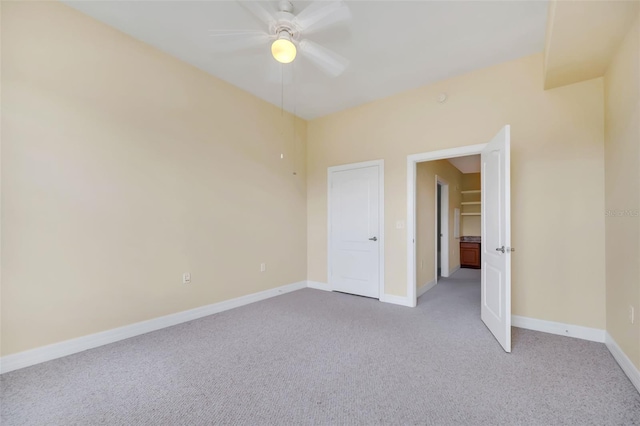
183 273 191 284
260 263 266 272
629 305 635 324
420 260 424 270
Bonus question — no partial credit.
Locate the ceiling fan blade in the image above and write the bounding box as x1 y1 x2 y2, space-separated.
208 30 271 52
237 1 277 29
299 39 348 77
293 1 351 34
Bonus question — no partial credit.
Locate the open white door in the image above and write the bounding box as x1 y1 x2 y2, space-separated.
481 125 512 352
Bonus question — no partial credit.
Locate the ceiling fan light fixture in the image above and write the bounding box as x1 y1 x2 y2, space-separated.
271 31 296 64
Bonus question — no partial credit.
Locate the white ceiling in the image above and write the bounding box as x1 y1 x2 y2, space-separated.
64 1 549 119
448 155 480 174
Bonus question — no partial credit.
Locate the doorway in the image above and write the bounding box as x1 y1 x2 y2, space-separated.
407 125 512 352
327 160 384 299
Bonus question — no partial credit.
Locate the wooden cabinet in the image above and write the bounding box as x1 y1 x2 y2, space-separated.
460 242 481 269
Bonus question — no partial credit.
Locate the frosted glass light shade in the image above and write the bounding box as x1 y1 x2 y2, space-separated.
271 33 296 64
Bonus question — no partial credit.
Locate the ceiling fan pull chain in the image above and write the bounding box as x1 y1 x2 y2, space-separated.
292 63 297 176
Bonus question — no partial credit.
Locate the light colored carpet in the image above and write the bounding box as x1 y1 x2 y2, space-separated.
2 270 639 425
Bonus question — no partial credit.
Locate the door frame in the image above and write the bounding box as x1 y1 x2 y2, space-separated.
407 144 486 307
435 176 450 280
328 159 385 299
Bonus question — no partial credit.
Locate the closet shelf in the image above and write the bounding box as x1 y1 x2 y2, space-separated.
460 190 481 194
461 201 481 205
461 212 481 216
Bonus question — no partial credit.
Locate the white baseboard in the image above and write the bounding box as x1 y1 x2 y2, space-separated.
447 265 461 276
307 280 331 291
511 315 605 343
417 279 437 298
0 281 307 374
307 281 413 307
380 294 414 307
307 279 437 307
605 333 640 394
507 317 639 393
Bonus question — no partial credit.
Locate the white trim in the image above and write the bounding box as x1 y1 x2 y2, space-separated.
0 281 307 374
511 315 605 343
417 279 437 298
435 176 450 278
307 281 415 309
407 144 486 307
379 294 413 307
605 333 640 394
453 208 460 239
326 159 383 174
434 177 439 283
310 279 414 308
307 280 331 291
378 163 385 300
328 159 384 299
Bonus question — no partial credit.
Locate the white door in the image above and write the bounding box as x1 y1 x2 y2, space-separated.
329 163 381 299
481 125 512 352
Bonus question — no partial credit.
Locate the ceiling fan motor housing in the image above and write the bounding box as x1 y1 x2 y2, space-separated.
273 1 298 39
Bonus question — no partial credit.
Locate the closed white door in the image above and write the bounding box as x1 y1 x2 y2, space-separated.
481 125 512 353
329 163 381 299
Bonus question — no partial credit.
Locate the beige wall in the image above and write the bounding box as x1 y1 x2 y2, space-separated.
461 173 481 236
543 0 639 90
307 53 606 329
1 2 307 356
415 160 462 289
604 12 640 370
1 1 621 358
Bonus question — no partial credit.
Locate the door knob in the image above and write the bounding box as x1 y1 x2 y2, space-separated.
496 246 505 253
369 237 378 241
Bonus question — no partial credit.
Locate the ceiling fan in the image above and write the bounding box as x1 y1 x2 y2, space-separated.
209 0 351 77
